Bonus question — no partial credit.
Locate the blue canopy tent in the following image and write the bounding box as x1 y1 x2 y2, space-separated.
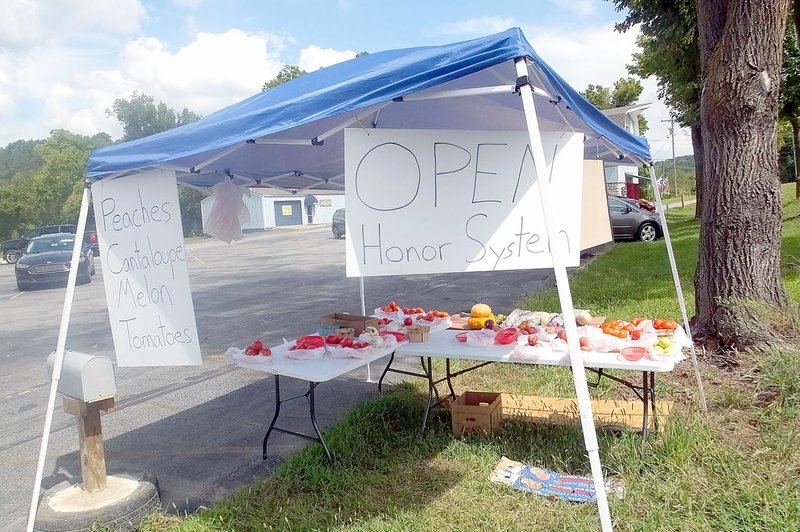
87 27 650 192
32 28 706 532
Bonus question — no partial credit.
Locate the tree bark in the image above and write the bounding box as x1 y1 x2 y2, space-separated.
694 0 790 348
691 124 704 219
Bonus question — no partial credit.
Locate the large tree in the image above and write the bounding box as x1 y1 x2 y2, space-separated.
108 92 207 235
581 77 649 133
693 0 791 348
781 7 800 197
0 130 111 238
263 65 306 91
612 0 703 218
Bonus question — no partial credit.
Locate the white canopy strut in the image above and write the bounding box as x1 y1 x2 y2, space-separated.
26 186 92 531
646 170 708 412
515 57 613 531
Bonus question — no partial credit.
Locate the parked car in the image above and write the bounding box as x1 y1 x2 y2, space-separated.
1 224 99 264
607 196 662 242
616 196 656 212
15 233 95 291
332 208 346 239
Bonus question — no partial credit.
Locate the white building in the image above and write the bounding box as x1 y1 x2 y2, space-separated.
201 188 345 233
600 103 651 198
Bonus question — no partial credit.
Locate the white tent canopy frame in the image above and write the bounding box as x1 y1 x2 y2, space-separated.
29 30 707 531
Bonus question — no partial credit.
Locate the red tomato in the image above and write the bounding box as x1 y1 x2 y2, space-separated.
654 319 664 330
631 329 642 340
630 317 644 326
665 320 679 331
340 337 353 348
261 347 272 356
245 347 257 356
251 340 263 351
325 334 340 345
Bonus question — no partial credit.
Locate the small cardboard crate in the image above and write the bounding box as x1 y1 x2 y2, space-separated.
451 391 502 436
320 313 379 335
406 324 430 342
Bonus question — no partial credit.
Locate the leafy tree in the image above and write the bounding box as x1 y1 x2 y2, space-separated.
108 91 200 142
0 140 43 183
582 84 612 109
108 92 207 236
0 130 112 239
612 0 703 217
692 0 791 349
781 9 800 195
262 65 307 91
581 77 649 133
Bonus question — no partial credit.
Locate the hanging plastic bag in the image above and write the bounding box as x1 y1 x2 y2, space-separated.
205 179 250 243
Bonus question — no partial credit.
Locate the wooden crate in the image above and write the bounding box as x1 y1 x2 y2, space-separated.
500 394 673 431
451 391 502 436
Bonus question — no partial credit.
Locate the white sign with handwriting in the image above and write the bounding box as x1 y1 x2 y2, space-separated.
344 129 583 277
92 169 201 367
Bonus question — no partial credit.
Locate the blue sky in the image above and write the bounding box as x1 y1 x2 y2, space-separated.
0 0 692 158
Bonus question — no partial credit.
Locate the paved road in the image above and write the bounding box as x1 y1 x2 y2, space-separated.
0 225 553 531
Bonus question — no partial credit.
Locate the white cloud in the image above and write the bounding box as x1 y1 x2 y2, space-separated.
0 28 288 144
0 0 146 49
522 21 694 157
298 45 356 72
117 30 286 115
173 0 203 7
436 17 516 36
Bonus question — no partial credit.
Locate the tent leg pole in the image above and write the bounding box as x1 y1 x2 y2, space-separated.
360 276 374 382
514 58 612 531
26 184 92 532
649 169 707 412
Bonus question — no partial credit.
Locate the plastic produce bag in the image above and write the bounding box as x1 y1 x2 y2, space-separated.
205 180 250 243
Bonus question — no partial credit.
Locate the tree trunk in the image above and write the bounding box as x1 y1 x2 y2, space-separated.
691 124 704 219
694 0 790 348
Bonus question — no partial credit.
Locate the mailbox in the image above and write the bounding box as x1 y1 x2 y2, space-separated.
46 350 116 403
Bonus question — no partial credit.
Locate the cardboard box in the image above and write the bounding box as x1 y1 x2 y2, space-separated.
320 313 379 335
406 324 430 342
451 391 502 436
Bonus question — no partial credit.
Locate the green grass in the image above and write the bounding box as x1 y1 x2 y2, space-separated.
141 184 800 532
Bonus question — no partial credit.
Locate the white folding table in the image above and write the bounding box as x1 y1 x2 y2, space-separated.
387 329 681 435
232 341 405 462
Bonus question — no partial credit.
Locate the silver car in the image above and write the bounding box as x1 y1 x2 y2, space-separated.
607 196 662 242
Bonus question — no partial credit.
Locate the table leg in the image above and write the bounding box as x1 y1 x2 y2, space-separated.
420 357 435 434
307 382 333 463
263 374 282 459
445 358 456 400
378 352 395 393
261 377 334 464
649 371 658 432
641 371 650 438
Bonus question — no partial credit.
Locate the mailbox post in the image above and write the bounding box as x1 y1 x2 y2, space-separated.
46 350 117 493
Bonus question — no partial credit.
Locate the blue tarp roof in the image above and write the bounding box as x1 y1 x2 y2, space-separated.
87 28 651 190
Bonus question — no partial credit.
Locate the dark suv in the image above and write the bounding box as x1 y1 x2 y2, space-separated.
332 208 346 239
1 224 99 264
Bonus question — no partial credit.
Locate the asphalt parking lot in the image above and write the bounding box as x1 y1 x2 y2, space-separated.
0 224 554 530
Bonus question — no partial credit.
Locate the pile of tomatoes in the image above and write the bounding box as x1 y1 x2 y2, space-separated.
380 301 425 315
417 310 450 322
245 339 272 356
324 335 370 349
601 317 679 340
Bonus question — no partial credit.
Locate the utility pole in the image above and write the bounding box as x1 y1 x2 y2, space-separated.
662 117 678 196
